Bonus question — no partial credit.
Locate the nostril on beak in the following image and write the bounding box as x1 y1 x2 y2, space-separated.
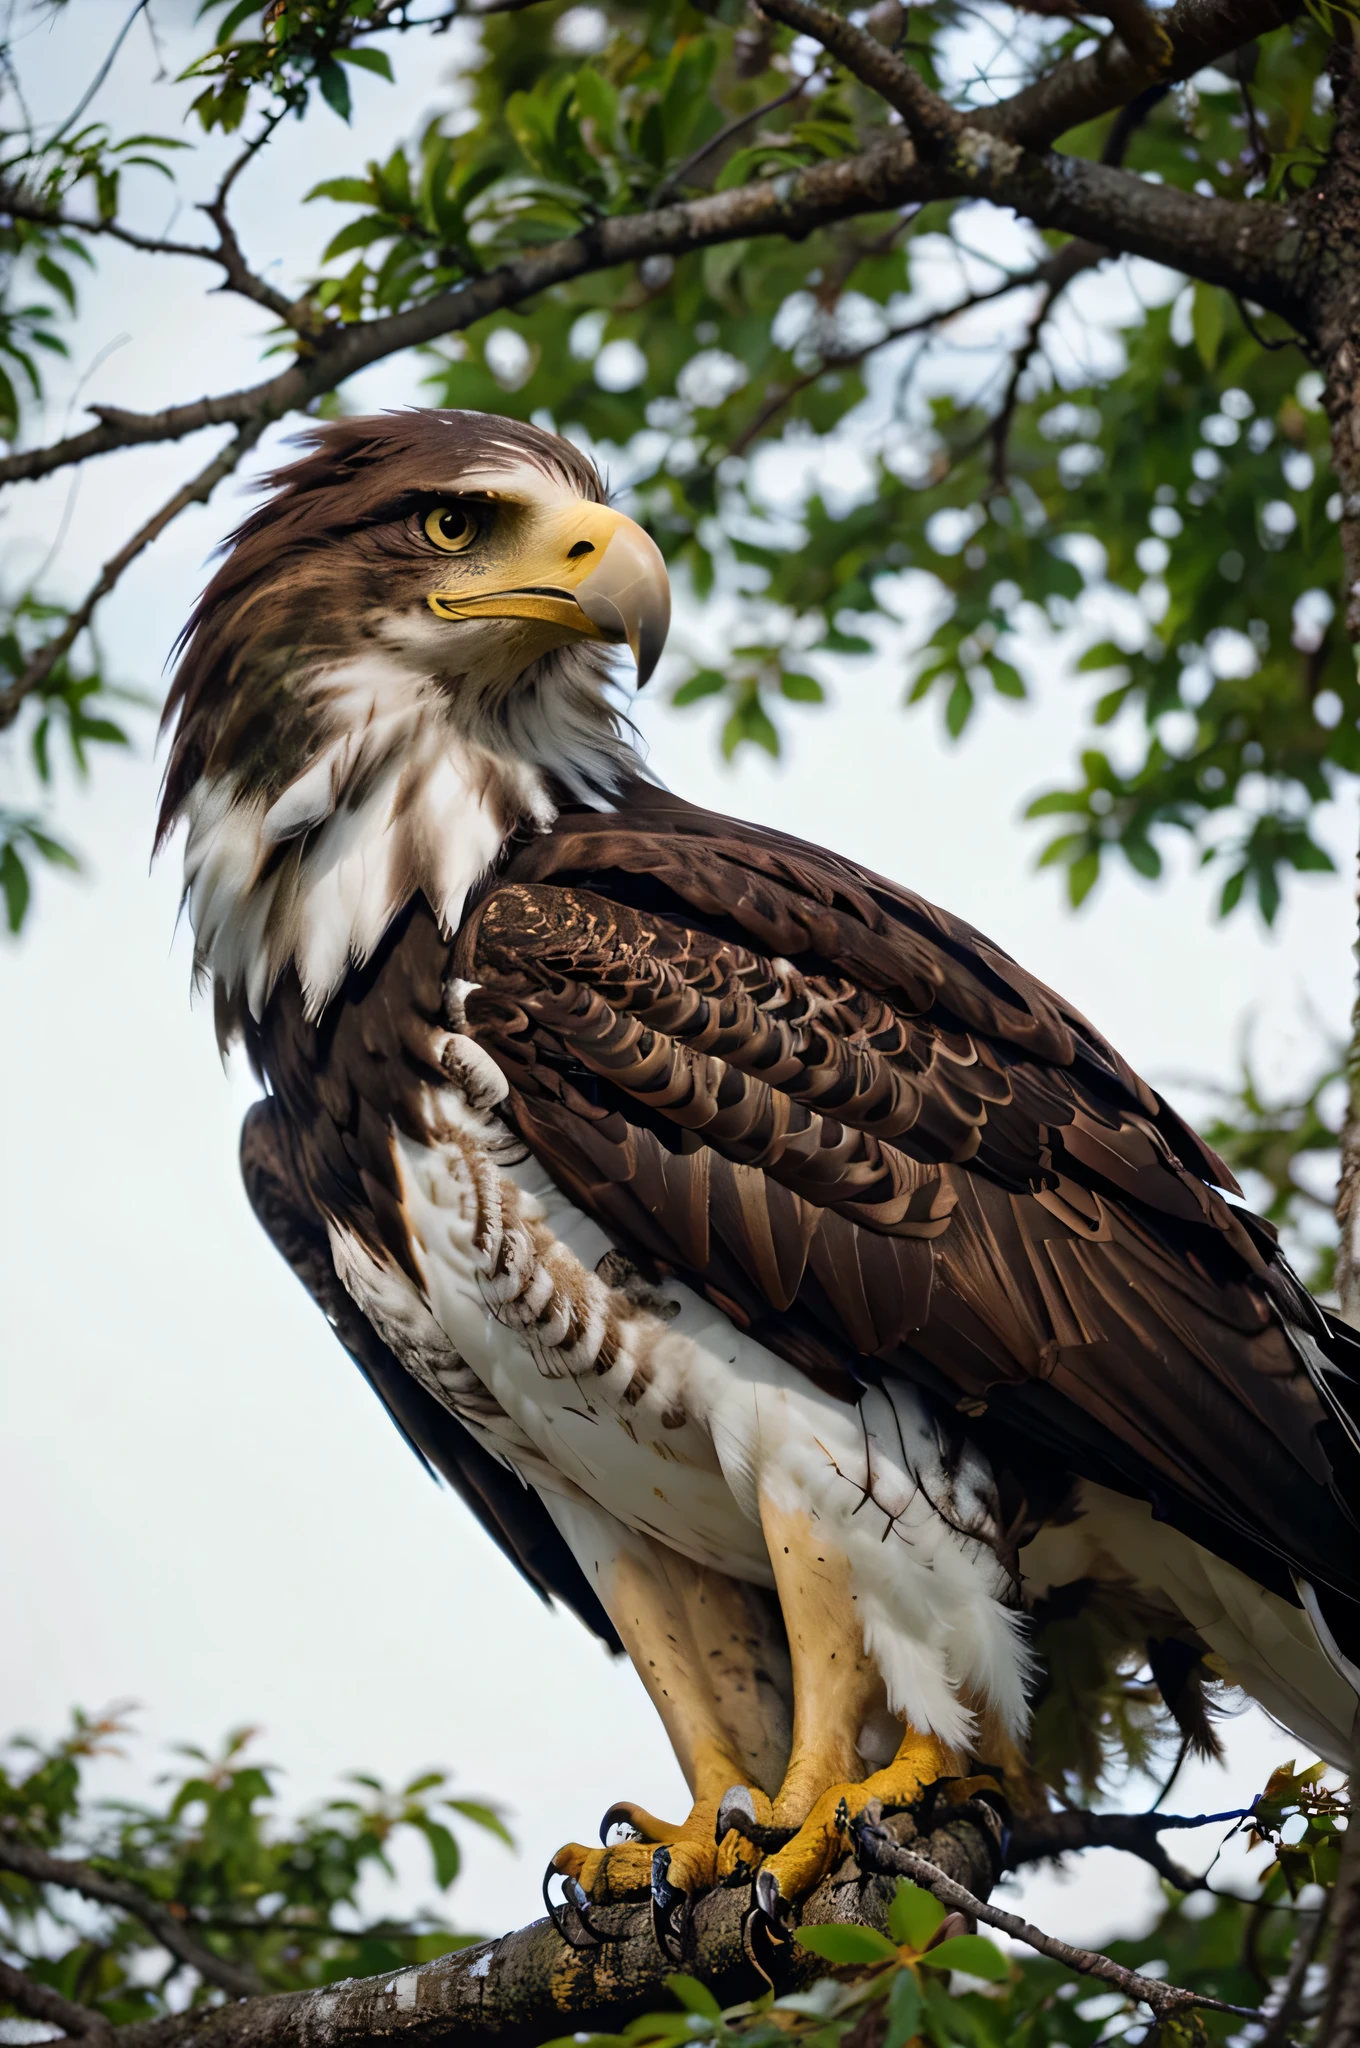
567 540 596 559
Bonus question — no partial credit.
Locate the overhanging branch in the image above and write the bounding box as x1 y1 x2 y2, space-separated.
0 136 1307 496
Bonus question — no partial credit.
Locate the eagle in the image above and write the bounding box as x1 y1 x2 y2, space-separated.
160 408 1360 1952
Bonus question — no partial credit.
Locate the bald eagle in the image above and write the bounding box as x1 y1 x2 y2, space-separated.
160 409 1360 1951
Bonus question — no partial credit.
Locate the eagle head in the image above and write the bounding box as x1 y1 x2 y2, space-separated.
156 409 670 1026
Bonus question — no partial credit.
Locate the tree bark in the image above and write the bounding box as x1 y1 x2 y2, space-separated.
108 1806 1000 2048
1311 34 1360 2048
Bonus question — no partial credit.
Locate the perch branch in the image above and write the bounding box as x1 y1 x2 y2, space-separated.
1006 1801 1253 1893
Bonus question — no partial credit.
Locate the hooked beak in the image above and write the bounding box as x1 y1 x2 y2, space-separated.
426 504 671 686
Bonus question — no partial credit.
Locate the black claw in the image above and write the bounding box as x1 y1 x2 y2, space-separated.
741 1868 794 1982
543 1867 601 1951
651 1846 689 1963
567 1874 629 1946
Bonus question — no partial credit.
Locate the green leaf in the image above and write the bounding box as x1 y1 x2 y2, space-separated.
794 1922 899 1965
988 657 1026 699
1191 281 1224 371
665 1973 722 2018
307 176 378 203
883 1965 924 2048
672 667 727 705
418 1818 461 1888
336 46 394 78
780 670 825 702
944 672 974 738
1067 848 1101 907
887 1882 946 1950
919 1934 1010 1982
0 842 31 933
316 57 353 121
448 1797 513 1846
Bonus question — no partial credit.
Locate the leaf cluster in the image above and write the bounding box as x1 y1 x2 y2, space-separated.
0 1708 507 2019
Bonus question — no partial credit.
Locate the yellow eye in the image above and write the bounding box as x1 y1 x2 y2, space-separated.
424 504 477 553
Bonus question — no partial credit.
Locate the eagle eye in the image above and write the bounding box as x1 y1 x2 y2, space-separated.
424 504 478 553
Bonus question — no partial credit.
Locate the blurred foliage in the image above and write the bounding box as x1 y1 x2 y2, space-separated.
0 0 1351 935
0 594 147 932
1196 1037 1343 1293
0 1707 507 2020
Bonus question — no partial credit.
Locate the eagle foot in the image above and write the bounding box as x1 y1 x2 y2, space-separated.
550 1787 770 1955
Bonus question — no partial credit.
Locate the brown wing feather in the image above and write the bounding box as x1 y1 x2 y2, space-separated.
455 788 1360 1647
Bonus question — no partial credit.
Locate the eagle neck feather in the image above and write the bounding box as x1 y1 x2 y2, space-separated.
179 643 639 1028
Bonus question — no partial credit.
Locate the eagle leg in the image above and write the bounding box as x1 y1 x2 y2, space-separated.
743 1497 973 1917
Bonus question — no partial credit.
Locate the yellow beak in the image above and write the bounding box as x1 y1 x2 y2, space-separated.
427 503 671 686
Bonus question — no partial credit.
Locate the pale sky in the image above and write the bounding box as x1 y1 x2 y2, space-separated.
1 0 1349 1950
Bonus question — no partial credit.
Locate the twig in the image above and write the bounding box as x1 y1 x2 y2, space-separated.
0 1955 111 2040
856 1812 1264 2023
0 422 266 727
45 0 151 143
656 76 815 202
729 238 1104 459
0 1835 263 1999
756 0 961 152
1258 1902 1327 2048
987 238 1105 492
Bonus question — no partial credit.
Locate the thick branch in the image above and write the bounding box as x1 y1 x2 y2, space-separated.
0 134 1307 496
0 423 265 726
977 0 1304 147
854 1814 1261 2024
95 1807 999 2048
0 1836 262 2000
0 1956 111 2041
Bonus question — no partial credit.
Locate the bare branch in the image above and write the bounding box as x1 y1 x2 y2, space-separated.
0 1955 111 2041
855 1811 1264 2024
0 422 265 727
0 1835 263 1999
0 180 307 330
986 235 1106 491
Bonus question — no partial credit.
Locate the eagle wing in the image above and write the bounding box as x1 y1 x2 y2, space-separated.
240 1095 622 1649
456 787 1360 1648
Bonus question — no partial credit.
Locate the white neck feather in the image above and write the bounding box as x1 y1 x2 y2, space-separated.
180 647 626 1022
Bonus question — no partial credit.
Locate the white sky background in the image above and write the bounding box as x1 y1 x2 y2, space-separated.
0 0 1352 1949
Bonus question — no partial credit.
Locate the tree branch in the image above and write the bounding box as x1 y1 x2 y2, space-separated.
0 422 266 727
756 0 961 151
89 1806 1000 2048
0 1955 111 2041
0 187 307 329
0 130 1309 495
1006 1802 1252 1894
976 0 1303 147
0 1836 263 2000
854 1812 1263 2024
